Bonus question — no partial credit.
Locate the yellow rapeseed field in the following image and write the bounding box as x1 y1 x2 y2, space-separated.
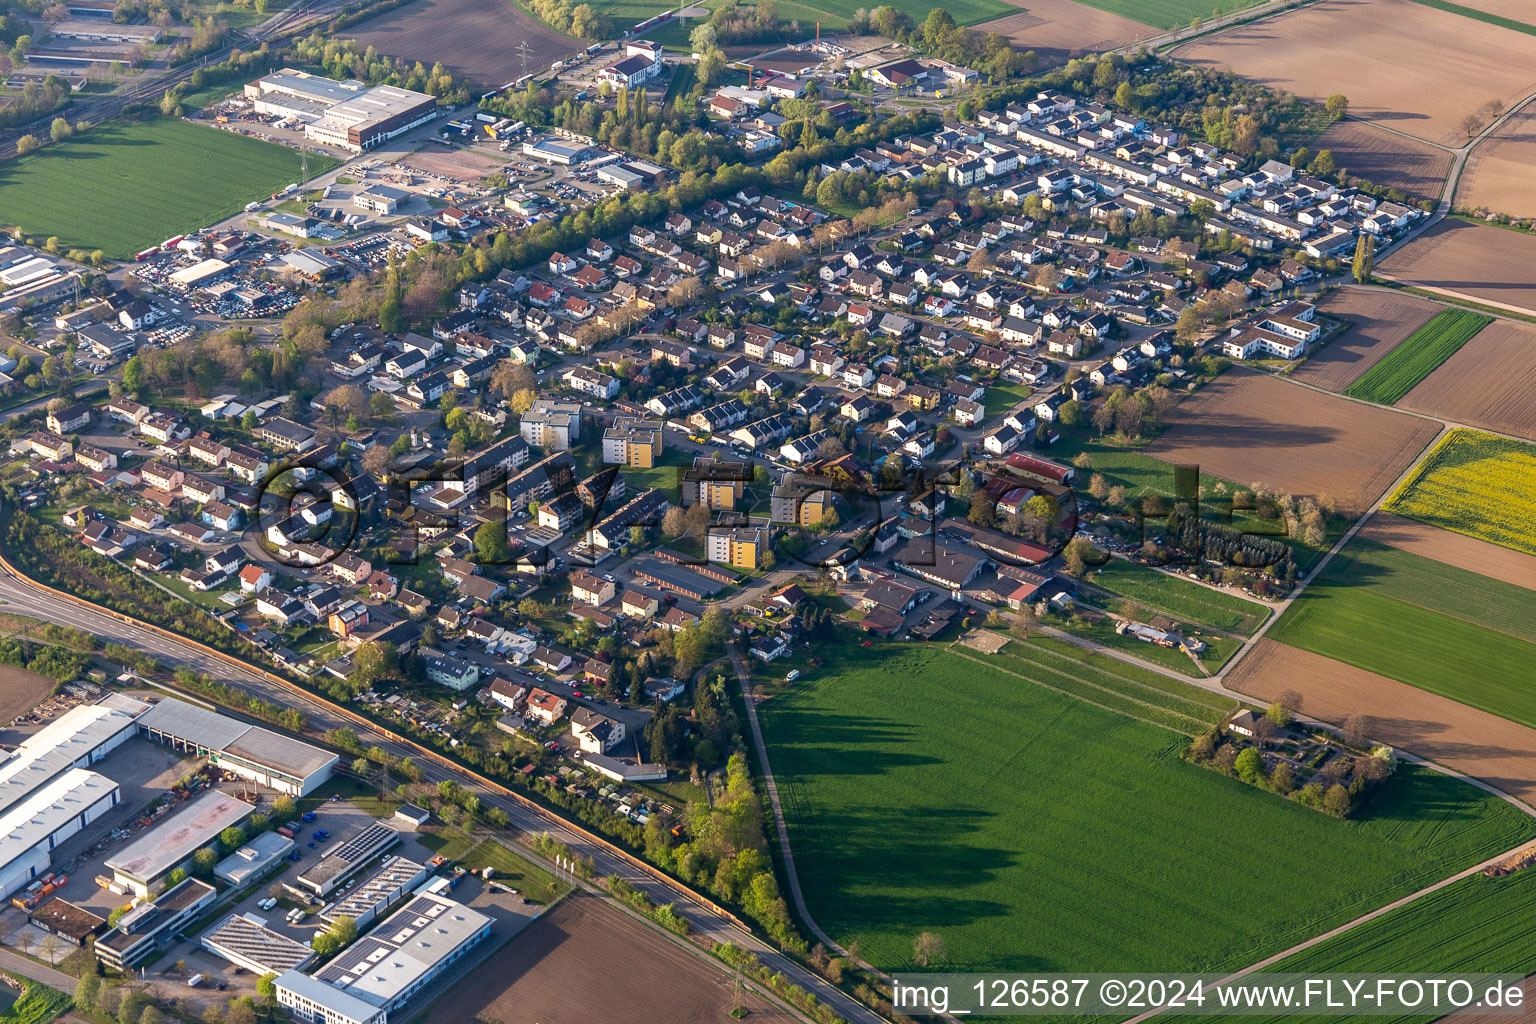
1384 429 1536 555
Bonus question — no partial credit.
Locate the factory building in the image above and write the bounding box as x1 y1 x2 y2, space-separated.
203 912 318 975
135 697 337 797
276 893 491 1024
0 768 120 899
104 790 253 898
245 69 439 152
0 699 143 820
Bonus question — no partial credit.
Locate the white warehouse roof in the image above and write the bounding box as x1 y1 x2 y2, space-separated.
0 768 117 872
0 703 140 819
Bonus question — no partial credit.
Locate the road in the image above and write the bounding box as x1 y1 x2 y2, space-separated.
0 558 885 1024
0 945 76 991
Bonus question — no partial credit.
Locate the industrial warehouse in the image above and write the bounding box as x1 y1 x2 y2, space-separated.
134 696 338 796
243 69 439 152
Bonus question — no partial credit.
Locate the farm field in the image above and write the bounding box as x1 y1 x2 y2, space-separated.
1267 539 1536 728
1358 510 1536 592
759 640 1531 976
1293 288 1443 392
1085 558 1270 634
972 0 1151 67
344 0 580 86
424 895 794 1023
1384 428 1536 555
1308 120 1452 200
1170 0 1536 147
1460 108 1536 217
954 634 1236 733
1307 533 1536 644
1342 308 1491 405
1228 639 1536 806
1068 0 1262 30
1180 869 1536 1024
1378 218 1536 315
1142 368 1441 513
0 119 334 259
0 665 58 728
1404 0 1536 33
1396 319 1536 440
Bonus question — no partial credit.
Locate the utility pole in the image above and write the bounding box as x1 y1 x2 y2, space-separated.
515 39 533 79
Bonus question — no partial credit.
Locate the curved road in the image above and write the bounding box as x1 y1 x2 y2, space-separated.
0 559 884 1024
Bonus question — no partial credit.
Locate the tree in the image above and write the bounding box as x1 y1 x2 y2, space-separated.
224 998 257 1024
256 974 278 1001
1310 148 1336 176
912 931 947 967
1265 702 1292 728
1351 233 1374 283
474 520 513 564
1234 746 1264 783
49 116 72 142
1270 761 1295 794
219 825 246 850
1061 536 1099 576
1323 783 1352 817
192 846 218 875
15 134 38 155
1342 713 1370 746
272 795 297 820
1325 93 1349 117
75 973 101 1011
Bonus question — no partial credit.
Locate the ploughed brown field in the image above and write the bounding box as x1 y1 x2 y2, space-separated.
1292 287 1442 392
1378 218 1536 315
1309 120 1452 200
975 0 1150 68
426 895 794 1023
1396 319 1536 440
1358 511 1536 592
344 0 579 87
1171 0 1536 147
1460 108 1536 218
1228 639 1536 805
1143 368 1440 512
0 664 57 726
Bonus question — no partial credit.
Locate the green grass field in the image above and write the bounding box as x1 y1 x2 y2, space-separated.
1071 0 1263 30
758 640 1531 975
1343 309 1491 405
0 118 338 259
982 381 1032 416
1086 558 1270 634
1184 870 1536 1024
1268 535 1536 727
1384 429 1536 556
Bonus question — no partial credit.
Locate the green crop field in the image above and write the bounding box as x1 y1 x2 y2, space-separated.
1183 871 1536 1024
1268 541 1536 727
1071 0 1263 30
1343 309 1491 405
1318 535 1536 644
1086 558 1270 634
0 118 337 259
1384 429 1536 556
758 640 1531 976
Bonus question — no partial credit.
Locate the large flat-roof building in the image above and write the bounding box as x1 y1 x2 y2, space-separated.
203 912 318 975
104 790 253 898
0 768 120 899
135 697 337 797
318 856 429 929
215 829 296 887
0 700 143 820
276 893 491 1024
245 69 438 153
